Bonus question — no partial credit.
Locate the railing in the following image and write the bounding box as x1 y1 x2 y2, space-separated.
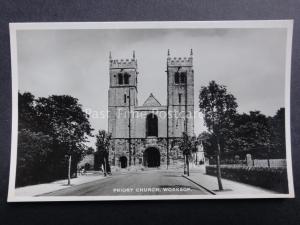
209 159 247 165
209 158 286 168
251 159 286 168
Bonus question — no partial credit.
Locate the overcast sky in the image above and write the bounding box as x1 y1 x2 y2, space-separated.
17 27 287 147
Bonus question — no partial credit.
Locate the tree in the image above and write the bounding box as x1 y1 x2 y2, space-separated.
16 129 52 187
34 95 93 185
18 92 38 131
17 92 93 186
269 108 286 158
227 111 271 158
200 108 285 162
179 132 198 176
199 81 238 190
95 130 112 176
198 131 214 157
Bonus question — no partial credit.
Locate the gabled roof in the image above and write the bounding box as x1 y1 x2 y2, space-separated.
143 93 161 107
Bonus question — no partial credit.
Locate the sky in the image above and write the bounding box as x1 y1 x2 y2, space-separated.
17 27 288 147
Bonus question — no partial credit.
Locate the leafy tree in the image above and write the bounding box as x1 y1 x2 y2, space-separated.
178 132 198 176
17 92 93 186
219 110 282 160
201 109 285 162
198 131 216 160
199 81 238 190
95 130 112 176
34 95 93 184
200 130 225 165
227 111 271 158
16 129 52 187
269 108 286 158
18 92 38 131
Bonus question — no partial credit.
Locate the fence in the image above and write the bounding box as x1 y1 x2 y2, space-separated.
209 158 286 168
250 159 286 168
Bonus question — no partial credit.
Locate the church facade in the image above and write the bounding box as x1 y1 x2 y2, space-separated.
108 50 194 168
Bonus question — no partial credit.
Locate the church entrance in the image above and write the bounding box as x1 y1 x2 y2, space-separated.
119 156 127 168
143 147 160 167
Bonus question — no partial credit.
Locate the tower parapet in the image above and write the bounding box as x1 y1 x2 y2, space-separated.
110 58 137 69
109 51 137 69
167 49 193 67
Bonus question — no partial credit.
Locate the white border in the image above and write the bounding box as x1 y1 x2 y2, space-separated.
7 20 295 202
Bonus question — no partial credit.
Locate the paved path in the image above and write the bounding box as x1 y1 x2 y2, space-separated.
184 172 277 195
183 167 278 195
42 169 210 196
15 173 106 197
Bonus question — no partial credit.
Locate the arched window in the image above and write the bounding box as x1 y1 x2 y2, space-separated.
174 72 180 84
175 71 187 84
180 72 186 83
124 73 129 84
146 113 158 137
118 73 123 85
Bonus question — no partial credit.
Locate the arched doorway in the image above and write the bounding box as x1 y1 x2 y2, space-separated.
146 114 158 137
119 156 127 168
143 147 160 167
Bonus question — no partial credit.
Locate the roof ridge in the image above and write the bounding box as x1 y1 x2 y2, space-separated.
143 93 161 106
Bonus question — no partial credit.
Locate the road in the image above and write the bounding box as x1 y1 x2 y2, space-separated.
42 169 211 196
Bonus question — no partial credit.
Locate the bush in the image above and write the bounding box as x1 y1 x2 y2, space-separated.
206 165 288 193
16 129 52 187
16 129 79 187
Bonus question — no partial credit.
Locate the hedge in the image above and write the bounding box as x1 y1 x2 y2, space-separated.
206 165 288 193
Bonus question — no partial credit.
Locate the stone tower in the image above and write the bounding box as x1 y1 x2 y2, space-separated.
108 52 138 165
167 49 194 137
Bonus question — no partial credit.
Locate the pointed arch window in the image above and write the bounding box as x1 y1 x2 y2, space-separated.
118 73 123 85
146 114 158 137
174 71 187 84
180 72 186 84
124 73 129 84
174 72 180 84
178 93 182 103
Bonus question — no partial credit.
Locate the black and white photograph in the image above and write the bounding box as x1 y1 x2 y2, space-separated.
8 21 294 201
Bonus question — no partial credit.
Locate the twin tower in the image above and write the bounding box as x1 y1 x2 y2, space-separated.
108 50 194 168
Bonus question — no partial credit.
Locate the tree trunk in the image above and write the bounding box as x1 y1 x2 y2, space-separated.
216 139 223 190
267 144 271 168
103 157 107 176
68 155 72 185
186 154 190 176
184 155 186 175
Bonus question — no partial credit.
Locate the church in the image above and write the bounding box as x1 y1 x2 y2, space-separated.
108 50 194 168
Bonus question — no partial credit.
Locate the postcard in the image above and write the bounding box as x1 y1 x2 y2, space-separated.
8 20 294 201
